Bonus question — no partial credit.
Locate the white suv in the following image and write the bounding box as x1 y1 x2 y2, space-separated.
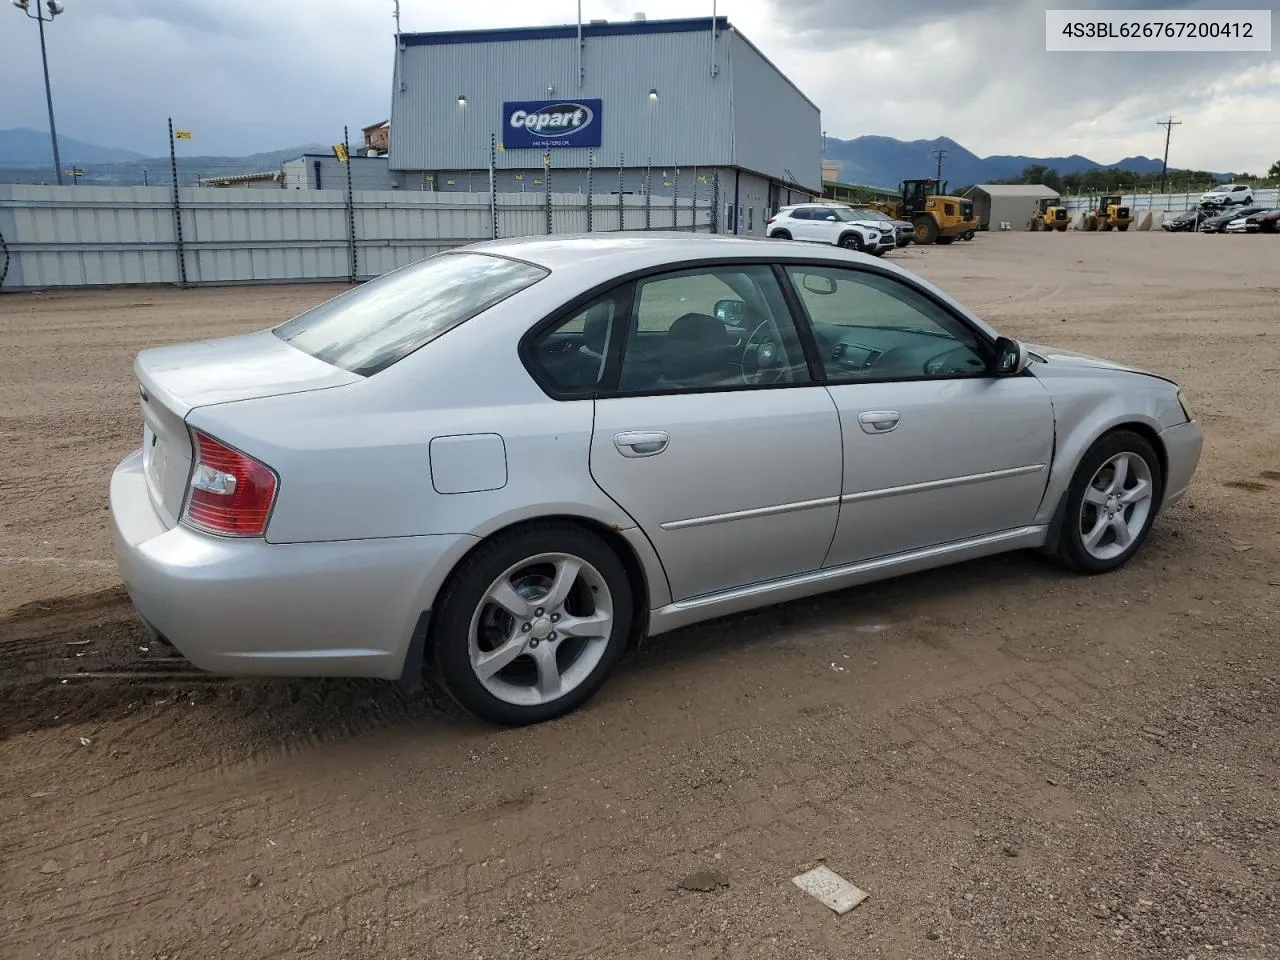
766 203 895 256
1200 184 1253 206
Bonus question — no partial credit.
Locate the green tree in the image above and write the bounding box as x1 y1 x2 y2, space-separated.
1269 160 1280 180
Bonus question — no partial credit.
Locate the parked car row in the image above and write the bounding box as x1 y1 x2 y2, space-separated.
1160 202 1280 234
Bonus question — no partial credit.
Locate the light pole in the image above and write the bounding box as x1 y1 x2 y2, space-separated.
12 0 66 186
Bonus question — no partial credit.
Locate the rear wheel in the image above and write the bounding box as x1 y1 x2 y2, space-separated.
913 216 939 244
1050 430 1163 575
429 522 634 726
769 229 792 240
1117 223 1129 232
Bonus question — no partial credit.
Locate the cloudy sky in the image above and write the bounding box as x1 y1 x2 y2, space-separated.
2 0 1277 170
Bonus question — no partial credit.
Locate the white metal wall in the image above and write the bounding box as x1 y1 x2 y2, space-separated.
1063 188 1280 212
0 184 714 290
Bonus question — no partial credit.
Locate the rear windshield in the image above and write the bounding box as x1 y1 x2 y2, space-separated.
273 252 548 376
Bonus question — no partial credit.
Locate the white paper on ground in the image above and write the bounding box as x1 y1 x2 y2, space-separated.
791 866 869 915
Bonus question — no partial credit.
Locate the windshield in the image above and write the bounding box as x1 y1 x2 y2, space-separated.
273 252 547 376
850 208 890 221
831 207 867 223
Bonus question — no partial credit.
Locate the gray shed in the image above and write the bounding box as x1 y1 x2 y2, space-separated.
970 184 1060 231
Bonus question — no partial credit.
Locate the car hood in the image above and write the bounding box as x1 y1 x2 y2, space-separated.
1024 343 1149 376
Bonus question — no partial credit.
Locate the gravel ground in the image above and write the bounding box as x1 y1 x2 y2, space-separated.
1 232 1277 960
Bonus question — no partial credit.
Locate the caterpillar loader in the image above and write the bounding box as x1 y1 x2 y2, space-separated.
1087 195 1133 232
870 178 978 245
1030 197 1069 232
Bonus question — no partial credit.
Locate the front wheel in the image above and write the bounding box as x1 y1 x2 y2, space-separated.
838 232 864 252
1050 430 1163 574
429 522 634 725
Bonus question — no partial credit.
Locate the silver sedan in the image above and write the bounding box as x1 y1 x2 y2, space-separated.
109 234 1203 725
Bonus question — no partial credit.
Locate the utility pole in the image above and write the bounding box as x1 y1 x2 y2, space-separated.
1157 116 1181 193
391 0 401 34
932 148 947 181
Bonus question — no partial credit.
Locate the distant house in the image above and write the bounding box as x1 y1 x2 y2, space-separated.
362 120 389 156
969 184 1060 230
197 171 283 189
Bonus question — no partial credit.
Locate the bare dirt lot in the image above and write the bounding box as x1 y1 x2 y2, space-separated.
1 233 1278 960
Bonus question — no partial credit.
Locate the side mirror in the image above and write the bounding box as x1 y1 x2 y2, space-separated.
713 298 745 325
994 336 1030 376
826 215 838 221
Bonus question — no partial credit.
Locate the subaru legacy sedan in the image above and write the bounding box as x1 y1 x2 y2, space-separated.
110 234 1202 726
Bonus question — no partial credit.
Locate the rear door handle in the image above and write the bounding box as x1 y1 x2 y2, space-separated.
614 430 669 457
858 410 900 434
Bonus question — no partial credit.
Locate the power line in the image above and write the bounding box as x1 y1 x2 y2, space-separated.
1157 116 1181 193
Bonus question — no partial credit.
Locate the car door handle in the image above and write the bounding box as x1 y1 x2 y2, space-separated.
857 410 901 434
614 430 670 457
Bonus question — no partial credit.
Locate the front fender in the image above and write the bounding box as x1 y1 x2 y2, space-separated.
1033 374 1183 527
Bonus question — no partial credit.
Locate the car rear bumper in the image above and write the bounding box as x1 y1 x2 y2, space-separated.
109 449 476 679
1159 419 1204 510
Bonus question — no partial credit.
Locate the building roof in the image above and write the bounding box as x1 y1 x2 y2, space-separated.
363 120 389 131
401 15 729 47
974 184 1060 197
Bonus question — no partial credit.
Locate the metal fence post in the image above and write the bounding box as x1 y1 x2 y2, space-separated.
711 171 720 234
586 152 594 233
672 167 679 229
544 152 552 235
343 125 357 283
645 158 652 230
489 133 498 240
692 165 698 232
167 117 187 288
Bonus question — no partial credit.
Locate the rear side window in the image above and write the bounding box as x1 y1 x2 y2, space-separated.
274 252 547 376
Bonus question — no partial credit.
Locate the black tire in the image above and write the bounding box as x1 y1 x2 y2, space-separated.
428 521 635 726
1050 430 1164 575
838 232 864 252
1117 223 1129 232
935 236 955 245
769 230 792 240
913 216 939 244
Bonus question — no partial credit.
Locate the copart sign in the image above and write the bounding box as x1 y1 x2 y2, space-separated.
502 99 602 149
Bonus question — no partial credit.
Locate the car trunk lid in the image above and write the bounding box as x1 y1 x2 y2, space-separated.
133 329 361 526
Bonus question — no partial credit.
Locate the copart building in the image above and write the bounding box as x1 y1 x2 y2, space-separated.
387 14 822 235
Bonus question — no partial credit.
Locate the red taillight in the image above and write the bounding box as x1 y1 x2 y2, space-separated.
182 430 278 537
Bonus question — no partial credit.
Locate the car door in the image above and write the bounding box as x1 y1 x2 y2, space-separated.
786 208 818 242
586 263 843 601
782 263 1055 567
809 207 843 245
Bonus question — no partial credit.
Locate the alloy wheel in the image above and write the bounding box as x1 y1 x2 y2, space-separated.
1078 452 1154 561
467 553 614 707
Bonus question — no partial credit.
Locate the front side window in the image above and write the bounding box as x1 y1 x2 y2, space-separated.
274 252 547 376
784 266 989 382
617 265 810 393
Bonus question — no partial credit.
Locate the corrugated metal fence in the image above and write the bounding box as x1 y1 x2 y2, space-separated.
0 184 717 291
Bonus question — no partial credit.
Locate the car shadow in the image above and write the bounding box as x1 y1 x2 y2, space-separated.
0 521 1196 749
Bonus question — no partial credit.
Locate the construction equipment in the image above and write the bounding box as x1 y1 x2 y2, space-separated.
1085 195 1133 232
1030 197 1069 232
870 178 978 245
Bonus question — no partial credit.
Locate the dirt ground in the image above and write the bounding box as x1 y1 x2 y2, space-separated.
1 233 1278 960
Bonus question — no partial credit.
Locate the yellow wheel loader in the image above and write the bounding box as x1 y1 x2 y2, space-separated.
870 178 979 245
1030 197 1069 232
1089 195 1133 232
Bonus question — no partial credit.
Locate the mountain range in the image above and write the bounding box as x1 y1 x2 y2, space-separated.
822 135 1227 190
1 127 1228 188
0 128 328 185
